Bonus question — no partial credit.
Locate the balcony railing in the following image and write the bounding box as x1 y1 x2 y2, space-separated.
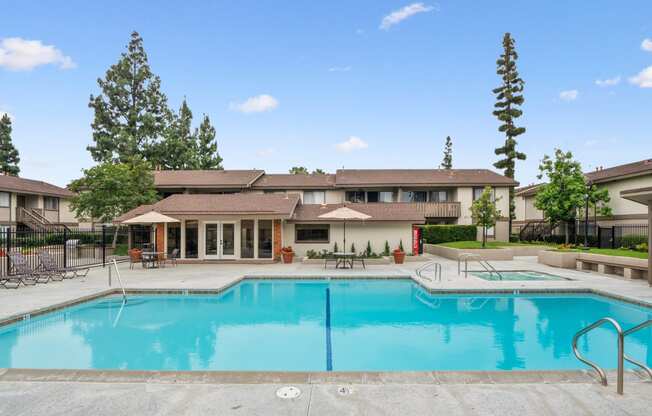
410 202 461 218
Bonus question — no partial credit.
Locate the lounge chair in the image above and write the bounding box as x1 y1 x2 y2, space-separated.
8 252 50 285
38 250 90 279
0 274 20 289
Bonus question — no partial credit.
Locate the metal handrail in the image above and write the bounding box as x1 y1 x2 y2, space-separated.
623 319 652 380
572 317 624 394
458 253 503 279
416 261 442 282
108 258 127 302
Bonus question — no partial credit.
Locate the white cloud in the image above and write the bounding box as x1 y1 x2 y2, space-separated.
256 148 275 157
380 3 435 30
629 66 652 88
335 136 368 153
328 66 351 72
641 38 652 52
584 139 599 147
559 90 579 101
229 94 279 113
595 76 621 87
0 37 75 71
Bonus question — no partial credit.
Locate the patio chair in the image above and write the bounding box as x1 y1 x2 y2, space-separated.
8 252 50 285
163 249 179 267
351 255 366 269
324 253 337 269
128 249 142 270
38 250 90 280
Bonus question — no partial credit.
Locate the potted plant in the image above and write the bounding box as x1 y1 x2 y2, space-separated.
393 240 406 264
281 246 294 263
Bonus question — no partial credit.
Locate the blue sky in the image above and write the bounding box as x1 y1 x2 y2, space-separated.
0 0 651 187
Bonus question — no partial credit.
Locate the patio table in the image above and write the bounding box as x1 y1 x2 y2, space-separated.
141 251 164 269
333 252 356 269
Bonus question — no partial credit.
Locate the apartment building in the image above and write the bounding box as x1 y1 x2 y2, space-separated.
117 169 517 260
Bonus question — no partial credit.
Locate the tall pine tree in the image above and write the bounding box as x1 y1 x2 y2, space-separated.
157 100 197 169
192 115 223 169
440 136 452 169
88 31 170 164
492 33 526 233
0 114 20 176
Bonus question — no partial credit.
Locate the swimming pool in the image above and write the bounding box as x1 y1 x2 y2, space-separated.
0 279 649 371
471 270 569 281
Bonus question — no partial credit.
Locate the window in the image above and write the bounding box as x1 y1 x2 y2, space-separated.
303 191 325 204
167 223 181 255
0 192 9 208
131 225 151 250
185 221 198 259
44 197 58 210
295 224 330 243
429 190 448 202
345 191 365 203
258 220 273 258
366 191 379 203
379 191 393 202
401 191 427 202
473 187 495 201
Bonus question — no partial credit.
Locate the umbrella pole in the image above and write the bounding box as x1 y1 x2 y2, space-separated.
343 221 346 253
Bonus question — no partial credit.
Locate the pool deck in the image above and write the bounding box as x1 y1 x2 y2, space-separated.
0 255 651 415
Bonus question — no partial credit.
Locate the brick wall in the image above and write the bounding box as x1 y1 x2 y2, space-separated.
156 223 165 253
273 219 282 261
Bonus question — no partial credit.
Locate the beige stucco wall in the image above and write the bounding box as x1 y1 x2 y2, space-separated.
598 175 651 217
514 194 543 222
58 199 79 224
283 221 414 257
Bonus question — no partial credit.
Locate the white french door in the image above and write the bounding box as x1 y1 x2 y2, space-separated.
204 222 236 259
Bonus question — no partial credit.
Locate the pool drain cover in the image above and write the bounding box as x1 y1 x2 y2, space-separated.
276 386 301 399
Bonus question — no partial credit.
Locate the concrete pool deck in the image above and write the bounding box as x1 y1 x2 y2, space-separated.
0 255 650 415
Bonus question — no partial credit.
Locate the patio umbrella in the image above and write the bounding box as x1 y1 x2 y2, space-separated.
122 211 180 251
318 207 371 253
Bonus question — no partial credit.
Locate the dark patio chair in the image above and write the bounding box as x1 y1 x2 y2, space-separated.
38 250 90 280
8 252 50 285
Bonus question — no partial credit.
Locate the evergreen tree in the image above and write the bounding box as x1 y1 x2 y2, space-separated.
157 100 196 169
440 136 452 169
312 168 326 175
193 114 223 169
0 114 20 176
88 31 170 164
492 33 526 234
289 166 309 174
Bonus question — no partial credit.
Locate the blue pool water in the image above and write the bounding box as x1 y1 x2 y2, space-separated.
0 279 650 371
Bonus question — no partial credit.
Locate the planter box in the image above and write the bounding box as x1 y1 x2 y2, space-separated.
538 250 578 269
424 244 513 261
510 246 549 257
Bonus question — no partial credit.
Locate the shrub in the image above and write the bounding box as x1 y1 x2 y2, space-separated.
634 243 648 253
383 240 390 256
620 235 648 249
350 243 355 254
365 241 372 257
333 242 338 253
422 225 477 244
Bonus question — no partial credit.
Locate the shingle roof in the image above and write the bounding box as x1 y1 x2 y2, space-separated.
0 175 74 198
586 159 652 184
116 193 300 222
153 170 264 188
515 183 543 197
335 169 518 187
251 173 336 189
291 203 425 223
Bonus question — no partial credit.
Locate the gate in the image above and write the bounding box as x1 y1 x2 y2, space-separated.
597 227 614 249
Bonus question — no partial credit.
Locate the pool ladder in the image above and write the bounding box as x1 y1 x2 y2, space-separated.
457 253 503 280
108 258 128 302
572 317 652 395
416 261 442 282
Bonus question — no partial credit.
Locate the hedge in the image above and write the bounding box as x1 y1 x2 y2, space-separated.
422 225 477 244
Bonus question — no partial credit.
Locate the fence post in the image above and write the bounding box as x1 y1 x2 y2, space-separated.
102 225 106 267
63 227 68 268
611 226 616 249
6 229 11 275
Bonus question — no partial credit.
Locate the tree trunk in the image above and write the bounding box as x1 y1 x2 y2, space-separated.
482 226 487 248
564 222 569 245
112 227 119 249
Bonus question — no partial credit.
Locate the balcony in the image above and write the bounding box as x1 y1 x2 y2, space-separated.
409 201 461 218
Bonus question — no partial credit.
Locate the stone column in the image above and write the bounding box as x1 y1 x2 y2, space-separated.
273 219 282 261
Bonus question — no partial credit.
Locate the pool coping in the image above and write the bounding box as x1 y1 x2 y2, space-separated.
0 368 649 385
1 274 651 329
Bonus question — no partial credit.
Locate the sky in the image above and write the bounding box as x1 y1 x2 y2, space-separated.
0 0 651 188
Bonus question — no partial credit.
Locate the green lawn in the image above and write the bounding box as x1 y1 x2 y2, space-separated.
568 247 648 259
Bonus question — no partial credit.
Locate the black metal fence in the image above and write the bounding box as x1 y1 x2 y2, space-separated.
521 220 648 249
0 226 129 277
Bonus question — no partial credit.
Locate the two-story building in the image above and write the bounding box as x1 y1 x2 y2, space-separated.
117 168 517 260
0 174 79 232
514 158 652 230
